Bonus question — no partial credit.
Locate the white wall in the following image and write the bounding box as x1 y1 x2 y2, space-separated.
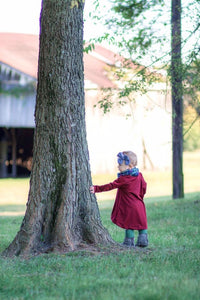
85 88 172 174
0 93 36 128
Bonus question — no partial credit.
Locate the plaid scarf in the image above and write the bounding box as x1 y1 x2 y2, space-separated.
117 167 139 178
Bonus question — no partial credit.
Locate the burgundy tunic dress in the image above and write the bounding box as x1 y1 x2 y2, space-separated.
94 173 147 230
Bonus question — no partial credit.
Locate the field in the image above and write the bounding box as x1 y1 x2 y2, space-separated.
0 151 199 207
0 151 200 299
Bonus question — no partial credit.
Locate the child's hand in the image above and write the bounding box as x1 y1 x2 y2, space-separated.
90 186 95 194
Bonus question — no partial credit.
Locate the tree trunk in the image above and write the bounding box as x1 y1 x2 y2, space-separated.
171 0 184 199
3 0 113 257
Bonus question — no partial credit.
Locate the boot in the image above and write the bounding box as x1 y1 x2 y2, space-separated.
136 233 148 247
122 237 135 247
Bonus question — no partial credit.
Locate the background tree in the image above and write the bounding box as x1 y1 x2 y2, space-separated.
183 48 200 150
171 0 183 198
3 0 113 257
88 0 200 199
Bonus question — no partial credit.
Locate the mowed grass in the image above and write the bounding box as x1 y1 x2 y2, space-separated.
0 150 200 299
0 193 200 300
0 150 199 205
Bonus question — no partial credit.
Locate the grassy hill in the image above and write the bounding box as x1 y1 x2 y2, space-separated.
0 151 199 299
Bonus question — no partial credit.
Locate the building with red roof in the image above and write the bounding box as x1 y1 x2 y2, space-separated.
0 33 171 178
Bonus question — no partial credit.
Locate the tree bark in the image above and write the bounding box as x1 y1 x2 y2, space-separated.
171 0 184 199
3 0 113 257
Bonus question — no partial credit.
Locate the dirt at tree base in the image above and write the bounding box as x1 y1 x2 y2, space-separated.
28 242 154 259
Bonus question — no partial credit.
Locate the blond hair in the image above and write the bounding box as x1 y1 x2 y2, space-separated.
123 151 137 167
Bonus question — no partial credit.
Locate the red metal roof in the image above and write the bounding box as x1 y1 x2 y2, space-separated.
0 32 117 88
0 33 39 78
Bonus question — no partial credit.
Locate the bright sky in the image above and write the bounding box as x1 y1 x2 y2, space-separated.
0 0 41 34
0 0 198 64
0 0 103 40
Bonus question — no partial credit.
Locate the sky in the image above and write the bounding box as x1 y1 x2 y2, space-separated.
0 0 198 65
0 0 41 35
0 0 169 66
0 0 103 41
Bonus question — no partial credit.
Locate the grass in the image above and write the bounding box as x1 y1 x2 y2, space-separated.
0 178 29 205
0 150 199 205
0 150 200 299
0 193 200 300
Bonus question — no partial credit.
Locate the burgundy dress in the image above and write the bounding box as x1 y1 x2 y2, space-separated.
94 173 147 230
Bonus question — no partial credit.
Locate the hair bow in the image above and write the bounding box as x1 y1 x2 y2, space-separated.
117 152 130 165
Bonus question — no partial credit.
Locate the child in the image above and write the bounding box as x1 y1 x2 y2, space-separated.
90 151 148 247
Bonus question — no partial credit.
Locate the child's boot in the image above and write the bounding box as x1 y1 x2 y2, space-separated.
122 237 135 247
136 233 148 247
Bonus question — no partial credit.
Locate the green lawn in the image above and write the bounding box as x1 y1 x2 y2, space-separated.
0 150 199 205
0 193 200 300
0 151 200 299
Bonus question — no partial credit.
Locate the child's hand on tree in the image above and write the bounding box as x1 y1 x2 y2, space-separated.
90 186 95 194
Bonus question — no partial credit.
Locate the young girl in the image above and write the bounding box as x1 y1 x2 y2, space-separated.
90 151 148 247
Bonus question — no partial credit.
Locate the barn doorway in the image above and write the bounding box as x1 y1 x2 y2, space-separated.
0 128 34 178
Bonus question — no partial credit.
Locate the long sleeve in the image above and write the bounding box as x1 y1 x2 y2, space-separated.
94 179 123 193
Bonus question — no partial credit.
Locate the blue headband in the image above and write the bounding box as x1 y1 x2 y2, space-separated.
117 152 130 165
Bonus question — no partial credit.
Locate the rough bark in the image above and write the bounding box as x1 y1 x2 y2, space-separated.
171 0 184 199
3 0 113 257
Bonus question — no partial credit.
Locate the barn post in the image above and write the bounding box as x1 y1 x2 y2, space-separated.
11 128 17 177
0 138 8 178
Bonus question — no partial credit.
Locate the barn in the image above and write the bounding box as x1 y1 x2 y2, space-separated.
0 33 171 178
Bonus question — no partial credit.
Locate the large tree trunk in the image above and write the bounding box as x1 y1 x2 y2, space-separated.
3 0 113 257
171 0 184 199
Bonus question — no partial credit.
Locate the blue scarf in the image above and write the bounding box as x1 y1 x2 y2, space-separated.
117 167 139 178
